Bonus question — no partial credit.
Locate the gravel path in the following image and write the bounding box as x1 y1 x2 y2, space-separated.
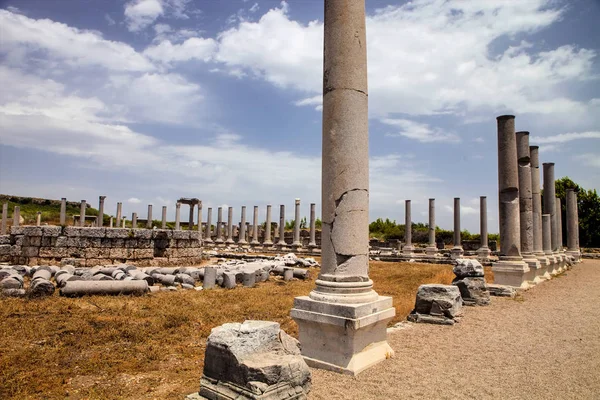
310 260 600 400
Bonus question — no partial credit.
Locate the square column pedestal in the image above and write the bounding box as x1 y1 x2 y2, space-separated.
291 295 395 376
492 259 530 290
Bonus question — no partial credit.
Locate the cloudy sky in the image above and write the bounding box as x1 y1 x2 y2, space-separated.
0 0 599 232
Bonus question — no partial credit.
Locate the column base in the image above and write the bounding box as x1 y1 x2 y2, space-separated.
402 245 415 257
522 255 542 285
291 295 395 376
225 239 235 245
476 247 491 261
565 250 581 263
491 259 530 290
250 240 260 246
535 254 552 280
425 246 438 257
263 240 273 247
554 252 565 274
450 246 464 259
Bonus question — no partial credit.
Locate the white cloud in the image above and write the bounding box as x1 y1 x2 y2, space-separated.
0 10 155 72
294 95 322 111
105 14 116 26
124 0 164 32
576 154 600 168
249 3 260 13
531 131 600 144
128 197 142 204
443 205 479 216
144 37 217 64
382 118 460 143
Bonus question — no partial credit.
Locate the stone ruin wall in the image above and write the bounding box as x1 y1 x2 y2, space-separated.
0 226 202 267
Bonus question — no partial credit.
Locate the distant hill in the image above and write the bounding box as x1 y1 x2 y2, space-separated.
0 194 98 226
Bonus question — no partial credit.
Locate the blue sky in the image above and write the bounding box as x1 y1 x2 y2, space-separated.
0 0 599 233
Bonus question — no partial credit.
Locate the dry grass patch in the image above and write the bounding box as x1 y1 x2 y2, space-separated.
0 261 459 399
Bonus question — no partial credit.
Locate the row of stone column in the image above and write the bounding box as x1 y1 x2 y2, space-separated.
493 115 580 289
202 200 318 248
402 196 491 260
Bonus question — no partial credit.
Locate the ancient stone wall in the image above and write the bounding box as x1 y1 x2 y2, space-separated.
0 226 202 267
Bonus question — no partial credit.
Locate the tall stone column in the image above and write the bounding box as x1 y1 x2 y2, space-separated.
402 200 414 256
161 206 167 229
492 115 529 288
132 213 138 228
542 214 554 269
451 198 464 259
226 207 234 244
543 163 559 274
565 189 580 261
292 199 302 248
264 205 273 246
109 217 113 228
147 205 153 229
60 198 67 226
214 207 224 244
98 196 106 227
122 217 126 228
204 207 212 242
36 211 42 226
197 201 203 232
529 146 549 277
238 206 248 245
251 206 260 245
175 202 181 231
425 198 437 256
516 132 541 284
116 203 122 228
189 204 195 230
13 206 20 227
291 0 395 375
556 198 564 261
79 200 86 227
476 196 491 260
277 205 286 247
308 203 317 248
1 203 7 234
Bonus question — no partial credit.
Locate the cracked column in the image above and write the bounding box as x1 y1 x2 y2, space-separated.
115 203 122 229
251 206 260 245
238 206 248 245
264 205 273 246
566 189 580 262
277 205 286 247
451 198 464 259
543 163 560 275
425 198 437 256
79 200 86 227
492 115 529 289
308 203 317 248
516 132 542 284
1 203 7 234
226 207 234 244
476 196 491 260
292 199 302 248
161 206 167 229
60 198 67 226
97 196 106 227
146 205 153 228
530 146 550 279
204 207 212 243
403 200 414 256
175 202 182 231
132 213 138 228
291 0 395 375
215 207 224 244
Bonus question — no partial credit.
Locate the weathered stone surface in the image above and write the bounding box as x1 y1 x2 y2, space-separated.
487 283 517 298
60 280 148 297
199 321 311 399
452 277 490 306
30 278 55 297
453 259 484 278
410 284 463 319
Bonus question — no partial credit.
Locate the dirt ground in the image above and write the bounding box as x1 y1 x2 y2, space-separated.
310 259 600 400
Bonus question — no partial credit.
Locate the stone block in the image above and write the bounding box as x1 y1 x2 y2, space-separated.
487 284 517 298
133 229 152 239
172 230 188 240
189 231 202 241
85 248 106 259
153 239 170 249
105 229 131 239
452 277 490 306
198 321 310 400
23 226 43 236
83 238 102 248
133 249 154 259
27 236 42 247
39 247 67 258
55 237 68 247
177 248 201 258
176 239 191 248
453 259 485 278
66 237 82 247
109 248 133 259
110 239 125 248
0 235 10 245
22 246 39 257
10 245 21 256
10 226 25 235
136 239 152 249
64 227 84 237
79 227 106 238
41 226 62 237
408 284 463 324
152 229 173 240
12 236 24 247
41 237 57 247
0 244 11 256
124 239 138 248
66 248 85 258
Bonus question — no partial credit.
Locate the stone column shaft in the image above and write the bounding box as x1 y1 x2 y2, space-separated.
60 198 67 226
197 202 203 232
542 214 553 256
147 205 153 229
238 206 247 245
291 0 394 376
251 206 260 245
204 207 212 241
476 196 491 260
189 204 195 230
109 217 113 228
98 196 106 227
428 199 436 247
493 115 528 288
175 202 181 231
215 207 224 243
115 203 122 228
264 205 273 245
451 198 464 258
403 200 414 255
293 199 302 247
556 198 563 250
1 203 7 234
132 212 138 228
162 206 167 229
566 189 578 251
226 207 234 244
543 163 557 251
13 206 20 227
79 200 86 227
277 205 286 246
308 203 317 247
36 212 41 226
530 147 544 255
